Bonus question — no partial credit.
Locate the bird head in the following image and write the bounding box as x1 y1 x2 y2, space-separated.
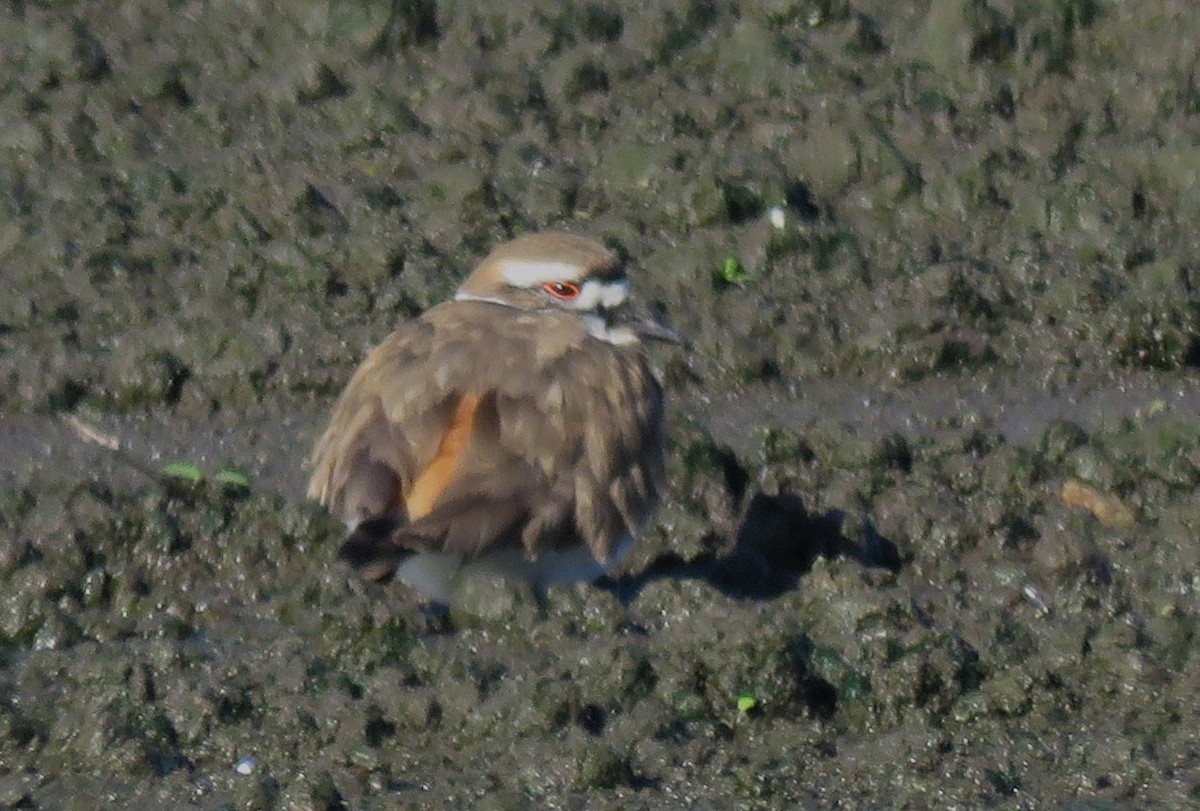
455 232 680 346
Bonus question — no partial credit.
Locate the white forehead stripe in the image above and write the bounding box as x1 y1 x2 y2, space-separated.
498 259 585 287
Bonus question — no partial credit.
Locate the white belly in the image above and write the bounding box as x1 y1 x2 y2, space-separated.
394 535 635 604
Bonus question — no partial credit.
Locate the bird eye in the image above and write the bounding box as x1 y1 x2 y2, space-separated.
542 281 581 300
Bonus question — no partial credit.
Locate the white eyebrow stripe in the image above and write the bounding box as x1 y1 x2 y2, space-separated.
498 259 584 287
451 291 506 304
453 292 509 305
573 278 629 310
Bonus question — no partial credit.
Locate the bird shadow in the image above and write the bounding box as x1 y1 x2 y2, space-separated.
602 489 902 605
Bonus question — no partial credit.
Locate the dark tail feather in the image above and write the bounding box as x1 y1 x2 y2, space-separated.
339 517 407 581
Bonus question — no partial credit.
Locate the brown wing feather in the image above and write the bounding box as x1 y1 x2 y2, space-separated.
307 317 438 525
308 299 665 568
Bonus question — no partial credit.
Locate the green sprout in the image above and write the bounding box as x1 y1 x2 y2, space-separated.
717 255 748 286
736 692 758 714
162 462 204 483
161 462 252 492
214 468 251 489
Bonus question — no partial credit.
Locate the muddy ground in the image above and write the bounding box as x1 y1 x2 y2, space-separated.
2 1 1200 808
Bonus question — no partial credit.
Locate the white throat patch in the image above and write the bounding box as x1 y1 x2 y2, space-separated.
583 315 638 345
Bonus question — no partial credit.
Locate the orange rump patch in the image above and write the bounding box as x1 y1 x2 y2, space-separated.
404 393 481 520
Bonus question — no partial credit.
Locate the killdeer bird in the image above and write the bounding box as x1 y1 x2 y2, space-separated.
308 232 677 603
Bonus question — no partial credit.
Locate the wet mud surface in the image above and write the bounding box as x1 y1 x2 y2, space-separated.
3 1 1200 808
